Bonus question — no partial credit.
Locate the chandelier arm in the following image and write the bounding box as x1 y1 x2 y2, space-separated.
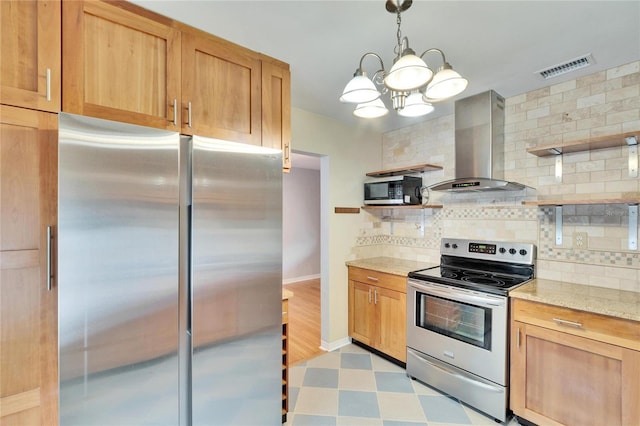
419 48 447 64
371 69 387 88
357 52 386 74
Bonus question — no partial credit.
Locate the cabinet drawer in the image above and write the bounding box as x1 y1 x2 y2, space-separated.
348 266 406 293
512 299 640 351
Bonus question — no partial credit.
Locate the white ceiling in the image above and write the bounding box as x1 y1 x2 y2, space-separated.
131 1 640 133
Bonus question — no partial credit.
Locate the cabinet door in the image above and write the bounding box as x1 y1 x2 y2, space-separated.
375 287 407 362
511 321 640 426
182 30 261 145
0 0 60 112
62 1 181 130
348 281 376 346
262 59 291 171
0 105 57 425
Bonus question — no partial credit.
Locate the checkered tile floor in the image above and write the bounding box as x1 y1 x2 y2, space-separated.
285 344 520 426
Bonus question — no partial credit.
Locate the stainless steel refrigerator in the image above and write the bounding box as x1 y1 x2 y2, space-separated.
58 113 283 425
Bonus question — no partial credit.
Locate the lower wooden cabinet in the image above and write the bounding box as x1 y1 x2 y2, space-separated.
0 105 58 425
510 298 640 426
348 267 407 363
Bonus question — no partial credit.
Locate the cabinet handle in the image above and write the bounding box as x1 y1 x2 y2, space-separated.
46 68 51 101
366 276 379 282
172 99 178 126
553 318 583 328
516 327 520 348
47 226 53 291
187 102 192 128
284 143 290 161
374 289 378 304
368 288 372 303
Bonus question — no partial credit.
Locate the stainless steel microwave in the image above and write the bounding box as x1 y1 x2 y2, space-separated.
364 175 422 205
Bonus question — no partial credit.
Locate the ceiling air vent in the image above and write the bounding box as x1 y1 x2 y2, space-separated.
535 54 595 79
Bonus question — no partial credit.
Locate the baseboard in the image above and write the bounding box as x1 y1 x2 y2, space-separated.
320 337 351 352
283 274 321 285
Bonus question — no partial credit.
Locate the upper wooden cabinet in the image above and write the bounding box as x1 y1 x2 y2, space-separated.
62 1 182 130
181 28 262 145
0 105 58 425
262 58 292 171
60 0 290 155
0 0 61 112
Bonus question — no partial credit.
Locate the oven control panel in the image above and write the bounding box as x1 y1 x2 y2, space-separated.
442 238 535 264
468 242 496 254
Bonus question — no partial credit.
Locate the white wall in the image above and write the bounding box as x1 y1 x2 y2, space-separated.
283 167 321 282
291 107 382 347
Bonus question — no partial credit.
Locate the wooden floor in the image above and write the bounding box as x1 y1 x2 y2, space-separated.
286 279 325 365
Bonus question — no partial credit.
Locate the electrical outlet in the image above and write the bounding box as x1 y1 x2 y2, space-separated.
573 232 588 249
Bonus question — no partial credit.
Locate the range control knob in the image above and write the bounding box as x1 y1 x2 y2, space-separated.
499 247 506 254
452 243 458 249
444 243 450 248
509 248 517 255
519 249 528 256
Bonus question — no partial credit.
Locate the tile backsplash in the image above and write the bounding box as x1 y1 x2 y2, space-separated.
352 60 640 293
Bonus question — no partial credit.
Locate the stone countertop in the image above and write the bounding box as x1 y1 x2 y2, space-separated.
345 257 437 277
283 287 293 300
510 279 639 322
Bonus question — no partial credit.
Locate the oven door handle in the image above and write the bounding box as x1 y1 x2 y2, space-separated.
408 281 504 307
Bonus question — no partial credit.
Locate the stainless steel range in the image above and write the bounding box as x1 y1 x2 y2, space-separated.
406 238 536 423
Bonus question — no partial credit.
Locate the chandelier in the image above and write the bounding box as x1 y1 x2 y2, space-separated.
339 0 468 118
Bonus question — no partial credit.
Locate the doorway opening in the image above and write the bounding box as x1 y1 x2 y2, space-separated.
283 151 327 364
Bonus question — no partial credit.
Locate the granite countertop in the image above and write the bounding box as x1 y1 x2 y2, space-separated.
282 288 293 300
510 279 640 322
345 257 437 277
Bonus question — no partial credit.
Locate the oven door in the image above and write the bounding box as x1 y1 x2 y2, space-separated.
407 278 508 385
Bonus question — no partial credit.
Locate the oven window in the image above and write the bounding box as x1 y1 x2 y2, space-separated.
415 292 492 350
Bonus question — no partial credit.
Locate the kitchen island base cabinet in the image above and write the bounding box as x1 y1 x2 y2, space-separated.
510 299 640 426
348 267 406 363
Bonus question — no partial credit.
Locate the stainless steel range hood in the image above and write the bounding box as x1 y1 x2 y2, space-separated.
430 90 526 192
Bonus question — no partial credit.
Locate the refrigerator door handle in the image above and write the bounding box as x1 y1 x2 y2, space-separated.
186 203 193 336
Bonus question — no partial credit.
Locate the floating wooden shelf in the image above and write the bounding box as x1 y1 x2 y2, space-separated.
334 207 360 214
362 204 443 210
523 198 640 206
366 163 443 177
526 131 639 157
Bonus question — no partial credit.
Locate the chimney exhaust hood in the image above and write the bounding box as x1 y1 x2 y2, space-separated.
430 90 527 192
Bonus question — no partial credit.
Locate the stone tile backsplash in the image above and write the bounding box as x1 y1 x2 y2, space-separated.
353 60 640 292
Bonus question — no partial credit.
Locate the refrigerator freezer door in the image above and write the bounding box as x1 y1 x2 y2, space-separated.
191 136 283 425
58 113 181 425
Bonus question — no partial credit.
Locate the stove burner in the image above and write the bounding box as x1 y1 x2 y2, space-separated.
461 275 505 285
441 269 458 279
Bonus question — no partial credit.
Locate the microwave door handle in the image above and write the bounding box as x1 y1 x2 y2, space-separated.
409 282 503 307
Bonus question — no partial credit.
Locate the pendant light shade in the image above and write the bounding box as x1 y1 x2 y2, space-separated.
339 73 381 104
383 53 433 92
397 92 434 117
353 98 389 118
424 65 468 100
339 1 467 119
